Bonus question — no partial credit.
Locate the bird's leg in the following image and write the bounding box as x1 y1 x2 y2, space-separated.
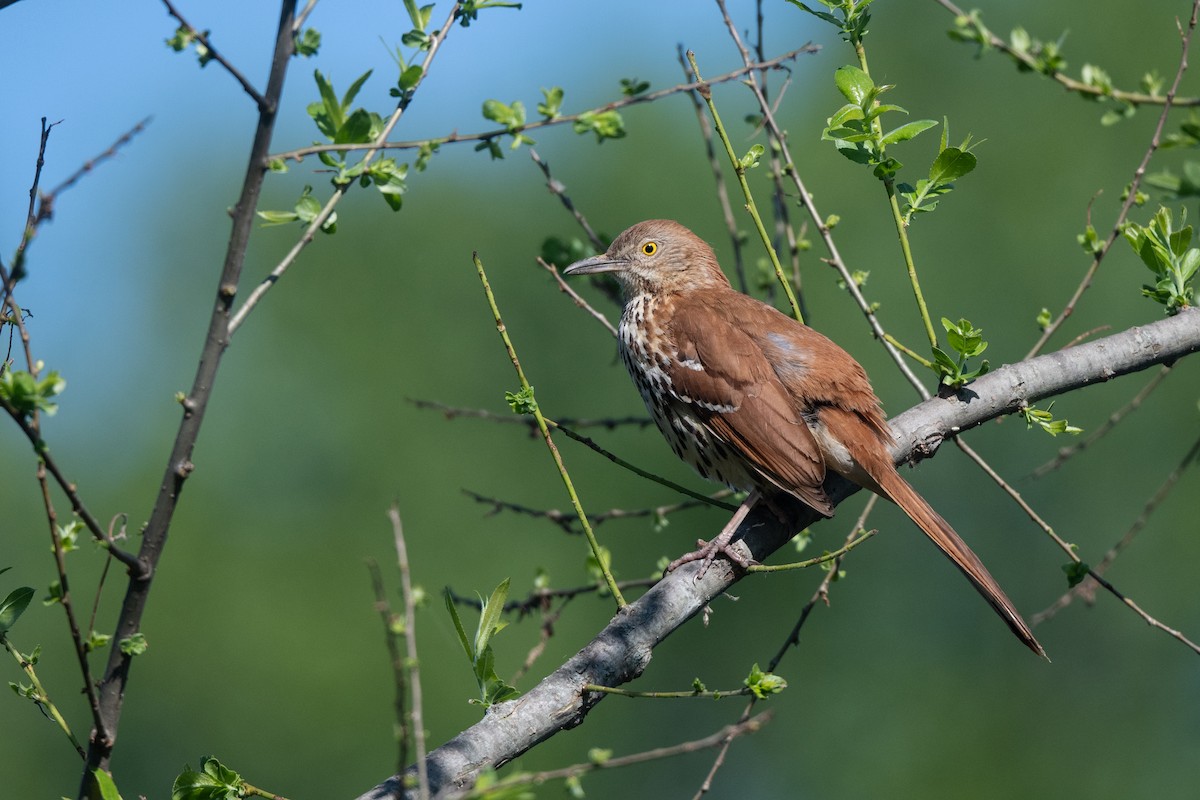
667 489 761 577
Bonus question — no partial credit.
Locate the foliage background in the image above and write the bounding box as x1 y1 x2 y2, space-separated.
2 0 1198 797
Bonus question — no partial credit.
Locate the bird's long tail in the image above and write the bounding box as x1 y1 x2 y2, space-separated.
873 466 1047 658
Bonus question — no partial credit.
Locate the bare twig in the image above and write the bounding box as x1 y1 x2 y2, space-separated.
387 506 429 800
528 149 604 251
161 0 269 110
686 49 804 323
42 118 152 209
293 0 318 31
956 437 1200 655
446 577 658 619
1024 0 1200 358
409 399 736 510
366 559 408 772
1032 364 1172 478
460 713 772 799
409 398 650 431
677 44 748 293
536 257 617 337
464 487 723 533
1033 432 1200 625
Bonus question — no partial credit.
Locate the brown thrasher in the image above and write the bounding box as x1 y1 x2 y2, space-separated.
564 219 1045 657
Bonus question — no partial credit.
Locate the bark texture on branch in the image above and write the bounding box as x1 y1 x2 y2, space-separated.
356 308 1200 800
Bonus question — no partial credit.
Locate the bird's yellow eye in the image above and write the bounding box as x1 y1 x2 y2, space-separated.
641 241 658 256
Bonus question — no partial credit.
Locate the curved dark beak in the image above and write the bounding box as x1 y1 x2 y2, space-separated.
562 255 626 276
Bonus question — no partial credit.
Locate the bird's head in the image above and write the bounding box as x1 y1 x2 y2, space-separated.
563 219 730 298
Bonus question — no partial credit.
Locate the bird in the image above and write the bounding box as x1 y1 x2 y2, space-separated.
564 219 1045 658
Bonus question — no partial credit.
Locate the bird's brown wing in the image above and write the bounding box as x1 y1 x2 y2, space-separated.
663 292 834 515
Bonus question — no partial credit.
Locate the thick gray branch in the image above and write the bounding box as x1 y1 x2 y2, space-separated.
356 309 1200 800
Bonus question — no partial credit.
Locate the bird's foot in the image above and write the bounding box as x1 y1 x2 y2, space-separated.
667 534 756 578
666 489 762 578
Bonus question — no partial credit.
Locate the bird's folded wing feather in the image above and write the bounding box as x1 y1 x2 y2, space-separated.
664 295 834 515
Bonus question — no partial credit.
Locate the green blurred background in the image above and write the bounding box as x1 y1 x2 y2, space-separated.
2 1 1199 797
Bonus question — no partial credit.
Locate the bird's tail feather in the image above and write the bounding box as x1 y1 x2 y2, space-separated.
874 467 1047 659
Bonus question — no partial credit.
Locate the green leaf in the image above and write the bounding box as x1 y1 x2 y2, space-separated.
573 109 626 142
0 369 66 416
0 586 34 634
619 77 650 96
119 633 148 656
85 630 112 653
881 119 938 146
739 143 765 170
475 578 510 656
1062 561 1090 588
93 769 124 800
445 590 474 660
504 385 537 415
744 662 788 699
537 86 564 119
294 27 321 57
398 65 423 92
834 65 874 105
335 108 376 144
172 756 244 800
341 70 373 111
588 748 613 765
311 70 343 137
928 146 976 182
256 210 300 226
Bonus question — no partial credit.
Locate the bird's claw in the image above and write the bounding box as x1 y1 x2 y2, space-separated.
667 537 756 578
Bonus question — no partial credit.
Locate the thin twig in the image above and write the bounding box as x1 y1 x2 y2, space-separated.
409 399 735 510
268 48 818 163
461 713 772 799
676 44 748 294
465 487 726 534
472 252 626 606
509 595 569 685
536 257 617 337
1032 364 1172 478
293 0 318 31
161 0 269 110
1033 432 1200 625
446 576 658 619
409 398 650 431
41 118 152 208
956 437 1200 655
1024 0 1200 358
583 683 756 700
746 528 877 572
552 422 740 511
529 149 604 251
387 506 428 800
366 559 408 772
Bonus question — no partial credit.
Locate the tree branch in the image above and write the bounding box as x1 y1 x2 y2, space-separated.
80 1 298 790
